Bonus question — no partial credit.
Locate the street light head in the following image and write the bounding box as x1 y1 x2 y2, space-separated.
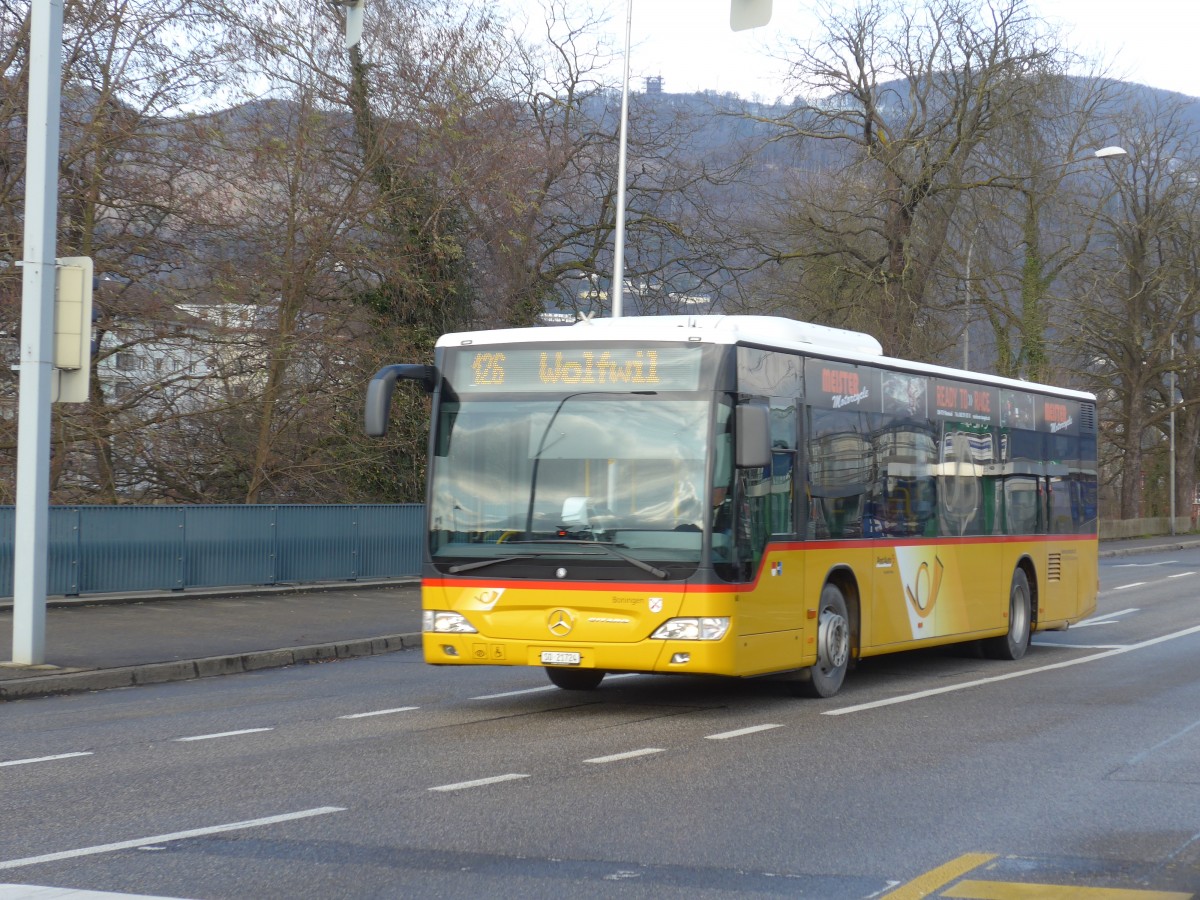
1094 145 1128 159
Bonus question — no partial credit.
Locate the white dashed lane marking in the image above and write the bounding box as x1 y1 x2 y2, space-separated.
428 773 530 792
0 808 345 871
705 724 783 740
470 672 638 700
173 728 274 743
826 623 1200 716
1074 608 1139 628
584 748 665 764
0 752 93 768
337 706 419 719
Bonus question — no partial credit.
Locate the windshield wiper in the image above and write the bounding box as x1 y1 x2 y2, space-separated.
589 541 669 579
447 555 524 575
447 540 668 579
509 539 668 579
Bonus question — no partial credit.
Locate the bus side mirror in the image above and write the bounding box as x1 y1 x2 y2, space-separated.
735 402 771 468
364 364 437 437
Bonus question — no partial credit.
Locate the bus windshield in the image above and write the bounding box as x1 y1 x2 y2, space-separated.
428 393 711 568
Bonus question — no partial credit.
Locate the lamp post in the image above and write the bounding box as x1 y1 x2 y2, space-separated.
979 145 1128 384
610 2 773 319
963 228 977 370
10 0 64 667
611 0 633 318
1170 334 1177 533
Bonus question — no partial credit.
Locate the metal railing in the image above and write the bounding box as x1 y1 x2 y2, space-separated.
0 504 423 598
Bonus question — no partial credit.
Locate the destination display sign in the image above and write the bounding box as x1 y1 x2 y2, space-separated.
446 345 705 393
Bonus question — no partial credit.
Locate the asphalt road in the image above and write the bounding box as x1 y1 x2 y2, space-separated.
2 549 1199 899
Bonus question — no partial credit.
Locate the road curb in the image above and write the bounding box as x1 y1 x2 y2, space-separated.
0 631 423 702
1098 539 1200 558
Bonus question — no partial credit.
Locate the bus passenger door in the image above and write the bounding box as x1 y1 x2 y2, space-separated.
728 401 803 644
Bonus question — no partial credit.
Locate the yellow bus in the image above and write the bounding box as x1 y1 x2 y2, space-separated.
365 315 1098 697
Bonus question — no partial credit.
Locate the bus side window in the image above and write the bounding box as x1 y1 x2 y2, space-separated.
1048 476 1074 534
1004 427 1046 535
712 411 734 525
808 408 871 539
712 404 737 577
1003 476 1042 535
937 426 984 538
1074 433 1098 533
736 400 773 579
769 397 797 536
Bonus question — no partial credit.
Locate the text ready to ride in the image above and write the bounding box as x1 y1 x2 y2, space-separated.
365 315 1098 697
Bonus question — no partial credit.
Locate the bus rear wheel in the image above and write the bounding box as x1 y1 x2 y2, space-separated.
796 583 851 698
545 667 606 691
983 567 1032 661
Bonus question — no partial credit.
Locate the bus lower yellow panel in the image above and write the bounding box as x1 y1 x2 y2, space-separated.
867 541 1005 651
861 538 1098 651
1075 540 1098 621
732 630 810 676
421 536 1098 677
421 579 778 677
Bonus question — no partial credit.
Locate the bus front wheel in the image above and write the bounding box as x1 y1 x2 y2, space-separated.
796 583 851 698
545 667 606 691
983 567 1032 661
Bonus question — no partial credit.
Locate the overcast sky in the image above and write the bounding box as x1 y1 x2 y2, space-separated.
570 0 1200 101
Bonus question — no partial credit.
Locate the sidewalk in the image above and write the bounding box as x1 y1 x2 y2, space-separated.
1 580 422 702
3 535 1199 702
1097 534 1200 557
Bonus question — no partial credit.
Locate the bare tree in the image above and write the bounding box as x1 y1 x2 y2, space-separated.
742 0 1067 359
0 0 246 503
951 70 1125 381
1068 94 1200 520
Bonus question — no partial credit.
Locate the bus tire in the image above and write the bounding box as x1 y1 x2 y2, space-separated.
796 583 851 698
545 667 606 691
983 567 1032 661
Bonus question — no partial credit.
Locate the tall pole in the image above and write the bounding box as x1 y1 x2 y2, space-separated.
963 233 975 370
611 0 633 319
11 0 64 666
1170 335 1176 534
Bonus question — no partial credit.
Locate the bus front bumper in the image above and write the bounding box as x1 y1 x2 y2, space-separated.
423 632 739 675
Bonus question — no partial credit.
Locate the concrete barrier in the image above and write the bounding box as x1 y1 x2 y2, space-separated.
1100 517 1194 540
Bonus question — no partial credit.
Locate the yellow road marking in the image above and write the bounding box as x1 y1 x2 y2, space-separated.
944 880 1192 900
885 853 998 899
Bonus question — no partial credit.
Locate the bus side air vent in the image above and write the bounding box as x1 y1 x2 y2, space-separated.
1048 553 1063 582
1079 402 1097 434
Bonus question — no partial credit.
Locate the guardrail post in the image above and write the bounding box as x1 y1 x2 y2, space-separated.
351 505 360 581
66 506 81 596
269 506 278 585
174 506 186 590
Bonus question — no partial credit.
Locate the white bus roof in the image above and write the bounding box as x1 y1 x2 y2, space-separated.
436 315 1094 402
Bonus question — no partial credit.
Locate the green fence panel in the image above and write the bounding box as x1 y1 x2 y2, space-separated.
0 504 423 599
183 505 278 588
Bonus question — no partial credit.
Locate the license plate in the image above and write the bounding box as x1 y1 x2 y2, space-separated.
541 651 582 666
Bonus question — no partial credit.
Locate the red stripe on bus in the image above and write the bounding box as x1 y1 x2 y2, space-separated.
424 533 1096 595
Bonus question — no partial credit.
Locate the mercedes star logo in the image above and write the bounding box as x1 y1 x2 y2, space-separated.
547 609 574 636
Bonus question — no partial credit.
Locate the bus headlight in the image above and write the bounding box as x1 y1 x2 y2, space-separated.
650 617 730 641
423 610 478 634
